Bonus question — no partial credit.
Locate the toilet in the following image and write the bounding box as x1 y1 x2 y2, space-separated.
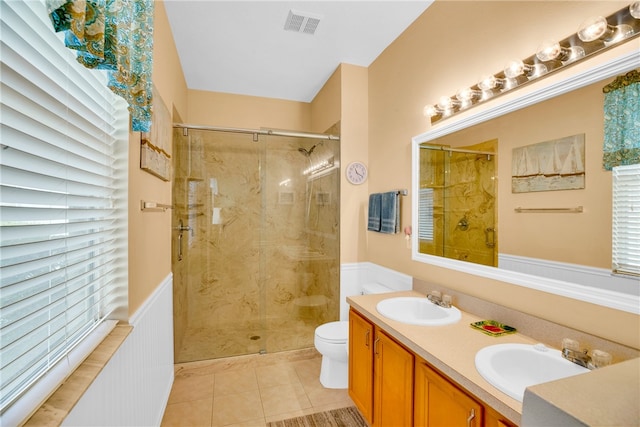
314 282 394 389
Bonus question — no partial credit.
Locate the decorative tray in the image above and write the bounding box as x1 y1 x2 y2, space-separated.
470 320 517 336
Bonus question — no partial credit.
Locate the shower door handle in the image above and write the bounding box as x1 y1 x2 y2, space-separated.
178 232 184 261
176 219 192 261
485 227 496 248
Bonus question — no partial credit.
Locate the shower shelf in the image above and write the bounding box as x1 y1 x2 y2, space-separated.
280 245 333 262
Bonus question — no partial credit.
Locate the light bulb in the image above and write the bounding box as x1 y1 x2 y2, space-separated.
504 60 525 79
504 60 546 80
478 75 499 91
577 16 609 42
437 96 453 109
456 87 481 109
631 2 640 19
536 40 562 61
536 39 585 63
423 105 438 117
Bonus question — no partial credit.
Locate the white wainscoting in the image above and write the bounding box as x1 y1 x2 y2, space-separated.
339 263 412 320
63 274 175 426
499 254 640 299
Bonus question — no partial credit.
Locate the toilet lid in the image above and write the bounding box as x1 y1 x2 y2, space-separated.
315 321 348 343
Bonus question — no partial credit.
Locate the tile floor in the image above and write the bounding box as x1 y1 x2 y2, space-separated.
161 348 355 427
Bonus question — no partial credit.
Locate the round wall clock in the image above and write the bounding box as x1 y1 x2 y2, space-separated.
346 161 368 185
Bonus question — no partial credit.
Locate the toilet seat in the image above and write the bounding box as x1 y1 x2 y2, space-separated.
315 321 348 344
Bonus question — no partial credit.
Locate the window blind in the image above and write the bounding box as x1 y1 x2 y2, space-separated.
612 164 640 277
418 188 435 241
0 0 128 418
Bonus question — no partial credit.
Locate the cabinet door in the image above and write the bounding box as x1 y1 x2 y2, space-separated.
485 406 516 427
374 329 414 427
349 309 374 425
414 360 483 427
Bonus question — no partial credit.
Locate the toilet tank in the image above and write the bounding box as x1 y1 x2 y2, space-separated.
361 282 394 295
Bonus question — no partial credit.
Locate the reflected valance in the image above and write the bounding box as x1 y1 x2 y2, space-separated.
602 69 640 170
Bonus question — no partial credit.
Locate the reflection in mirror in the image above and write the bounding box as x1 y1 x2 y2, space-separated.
412 50 639 313
418 141 496 266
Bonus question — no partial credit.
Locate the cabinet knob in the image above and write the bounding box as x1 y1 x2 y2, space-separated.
365 329 370 347
374 337 380 355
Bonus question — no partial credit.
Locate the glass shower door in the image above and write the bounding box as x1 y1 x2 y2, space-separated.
172 129 266 362
171 128 340 363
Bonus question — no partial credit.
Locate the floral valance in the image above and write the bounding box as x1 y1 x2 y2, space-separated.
46 0 154 132
602 69 640 170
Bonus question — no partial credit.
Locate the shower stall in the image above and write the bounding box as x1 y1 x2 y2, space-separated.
418 140 497 267
171 126 340 363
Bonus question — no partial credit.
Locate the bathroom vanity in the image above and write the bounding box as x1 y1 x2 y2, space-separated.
347 290 639 426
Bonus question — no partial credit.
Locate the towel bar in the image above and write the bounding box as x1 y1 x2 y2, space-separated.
514 206 583 213
141 201 173 212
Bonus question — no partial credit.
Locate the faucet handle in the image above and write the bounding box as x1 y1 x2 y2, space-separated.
442 294 452 307
591 350 612 368
562 338 580 351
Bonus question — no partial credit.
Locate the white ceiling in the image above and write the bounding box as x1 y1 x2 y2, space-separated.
164 1 433 102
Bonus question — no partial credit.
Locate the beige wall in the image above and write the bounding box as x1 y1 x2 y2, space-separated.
187 90 311 130
310 66 341 134
128 1 188 316
367 1 639 349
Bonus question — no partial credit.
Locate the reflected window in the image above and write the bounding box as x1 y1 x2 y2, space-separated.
418 188 435 241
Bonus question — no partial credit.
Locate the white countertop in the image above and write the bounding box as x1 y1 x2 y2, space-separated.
348 290 640 426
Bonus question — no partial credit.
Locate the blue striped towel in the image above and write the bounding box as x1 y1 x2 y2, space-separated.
380 191 400 234
367 193 382 231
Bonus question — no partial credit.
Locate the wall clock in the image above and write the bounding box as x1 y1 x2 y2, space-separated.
346 161 368 185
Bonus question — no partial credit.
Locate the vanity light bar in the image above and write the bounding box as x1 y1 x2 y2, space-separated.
424 3 640 124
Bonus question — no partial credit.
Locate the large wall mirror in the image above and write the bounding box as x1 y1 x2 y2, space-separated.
412 48 639 314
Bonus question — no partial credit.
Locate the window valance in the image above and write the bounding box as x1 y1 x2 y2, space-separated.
46 0 154 132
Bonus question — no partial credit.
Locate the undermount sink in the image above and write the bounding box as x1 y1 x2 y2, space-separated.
376 297 461 326
475 343 590 402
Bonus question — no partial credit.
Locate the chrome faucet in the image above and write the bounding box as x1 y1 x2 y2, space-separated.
427 291 452 308
561 339 612 370
561 347 592 369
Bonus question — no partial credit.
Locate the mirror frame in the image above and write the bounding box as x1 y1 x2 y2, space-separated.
412 47 639 315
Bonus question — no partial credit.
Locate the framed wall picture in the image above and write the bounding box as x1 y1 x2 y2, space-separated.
511 134 585 193
140 86 171 181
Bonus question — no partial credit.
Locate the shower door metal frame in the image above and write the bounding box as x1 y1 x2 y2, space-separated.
174 123 339 141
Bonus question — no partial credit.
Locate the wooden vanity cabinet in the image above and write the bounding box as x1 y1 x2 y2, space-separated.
414 359 482 427
349 309 374 424
349 309 414 427
349 308 515 427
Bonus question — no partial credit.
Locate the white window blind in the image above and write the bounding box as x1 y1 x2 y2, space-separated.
612 164 640 277
0 0 128 420
418 188 434 241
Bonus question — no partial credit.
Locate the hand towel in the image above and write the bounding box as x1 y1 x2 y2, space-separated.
367 193 382 231
380 191 400 234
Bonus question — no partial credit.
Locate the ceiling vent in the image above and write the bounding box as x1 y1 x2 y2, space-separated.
284 9 322 35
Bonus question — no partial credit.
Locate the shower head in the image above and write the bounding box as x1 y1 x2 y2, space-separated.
298 147 312 157
298 141 323 157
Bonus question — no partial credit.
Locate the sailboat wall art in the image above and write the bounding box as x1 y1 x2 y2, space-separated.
511 134 585 193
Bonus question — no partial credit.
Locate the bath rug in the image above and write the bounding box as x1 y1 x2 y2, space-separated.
267 406 367 427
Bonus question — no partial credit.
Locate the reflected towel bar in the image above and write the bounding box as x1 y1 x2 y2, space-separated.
396 189 409 196
141 201 173 212
514 206 583 213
